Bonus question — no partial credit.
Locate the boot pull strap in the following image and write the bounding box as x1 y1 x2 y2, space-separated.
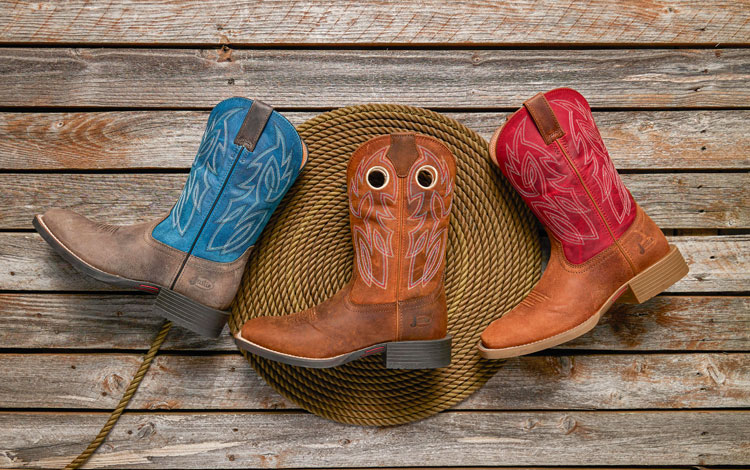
386 133 419 178
234 99 274 152
523 92 565 145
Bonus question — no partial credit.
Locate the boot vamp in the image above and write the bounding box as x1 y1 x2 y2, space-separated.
240 284 398 359
40 208 185 287
481 238 633 350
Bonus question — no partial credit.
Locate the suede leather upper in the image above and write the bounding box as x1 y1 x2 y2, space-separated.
152 97 306 263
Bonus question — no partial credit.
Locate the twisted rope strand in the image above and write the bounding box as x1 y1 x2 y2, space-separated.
64 320 172 470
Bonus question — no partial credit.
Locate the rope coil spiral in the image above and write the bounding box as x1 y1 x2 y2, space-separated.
229 104 542 426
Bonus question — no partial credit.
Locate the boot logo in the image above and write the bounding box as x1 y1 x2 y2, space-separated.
189 277 214 290
410 314 432 327
638 236 655 254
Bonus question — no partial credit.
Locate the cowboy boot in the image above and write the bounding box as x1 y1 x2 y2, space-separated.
33 98 307 338
479 87 689 359
235 133 455 369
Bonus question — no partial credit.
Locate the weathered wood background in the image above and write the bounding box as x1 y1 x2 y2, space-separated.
0 1 748 468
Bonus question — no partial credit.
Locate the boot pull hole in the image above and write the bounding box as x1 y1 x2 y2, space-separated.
366 166 389 190
416 165 437 189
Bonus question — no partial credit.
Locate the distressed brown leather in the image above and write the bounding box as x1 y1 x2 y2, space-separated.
38 208 250 310
171 250 252 309
480 204 668 349
239 133 456 358
523 92 565 145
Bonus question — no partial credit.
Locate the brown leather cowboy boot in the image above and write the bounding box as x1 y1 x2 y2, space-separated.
235 133 456 368
33 98 307 338
479 87 689 359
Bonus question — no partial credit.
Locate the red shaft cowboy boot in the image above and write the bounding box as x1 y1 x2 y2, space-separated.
236 133 456 368
479 87 688 359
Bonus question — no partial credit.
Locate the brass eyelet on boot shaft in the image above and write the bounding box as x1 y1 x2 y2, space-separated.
415 165 438 189
366 165 390 189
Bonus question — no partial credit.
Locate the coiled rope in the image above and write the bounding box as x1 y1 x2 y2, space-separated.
230 104 542 426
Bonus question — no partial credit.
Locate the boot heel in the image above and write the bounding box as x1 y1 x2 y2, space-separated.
383 336 452 369
617 245 689 304
153 288 228 338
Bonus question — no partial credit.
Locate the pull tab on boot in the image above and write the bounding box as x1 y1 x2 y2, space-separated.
523 92 565 145
386 133 420 177
234 99 274 151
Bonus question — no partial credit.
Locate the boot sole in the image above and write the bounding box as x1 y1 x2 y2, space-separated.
33 214 228 338
478 245 689 359
234 333 452 369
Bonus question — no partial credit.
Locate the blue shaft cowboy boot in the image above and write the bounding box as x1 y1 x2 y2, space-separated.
34 98 307 337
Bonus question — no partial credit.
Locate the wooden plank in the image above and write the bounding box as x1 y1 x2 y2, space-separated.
1 294 746 352
0 48 747 108
1 173 746 230
1 411 746 467
0 234 746 293
1 352 746 410
0 0 748 46
1 294 747 352
1 111 748 170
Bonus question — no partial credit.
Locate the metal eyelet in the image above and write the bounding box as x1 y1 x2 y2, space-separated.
366 166 390 190
415 165 438 190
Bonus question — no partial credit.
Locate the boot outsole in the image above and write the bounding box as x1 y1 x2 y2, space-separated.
33 214 228 338
478 245 689 359
234 333 452 369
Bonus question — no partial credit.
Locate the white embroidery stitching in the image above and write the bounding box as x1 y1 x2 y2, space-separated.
405 145 452 289
171 107 245 236
349 147 397 289
206 124 294 255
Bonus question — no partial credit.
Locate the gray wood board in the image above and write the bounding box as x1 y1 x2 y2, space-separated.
1 111 748 170
1 411 747 467
0 0 747 45
1 352 746 410
1 173 746 230
0 48 747 108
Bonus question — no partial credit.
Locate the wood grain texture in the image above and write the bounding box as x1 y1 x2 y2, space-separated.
0 294 746 352
1 111 748 170
0 234 746 292
0 48 747 108
1 352 746 410
1 411 747 467
1 173 746 230
0 1 748 46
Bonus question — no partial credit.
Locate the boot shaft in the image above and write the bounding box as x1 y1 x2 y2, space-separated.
152 97 306 263
347 133 456 304
491 87 636 264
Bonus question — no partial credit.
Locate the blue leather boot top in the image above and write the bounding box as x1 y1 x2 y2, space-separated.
152 97 305 263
